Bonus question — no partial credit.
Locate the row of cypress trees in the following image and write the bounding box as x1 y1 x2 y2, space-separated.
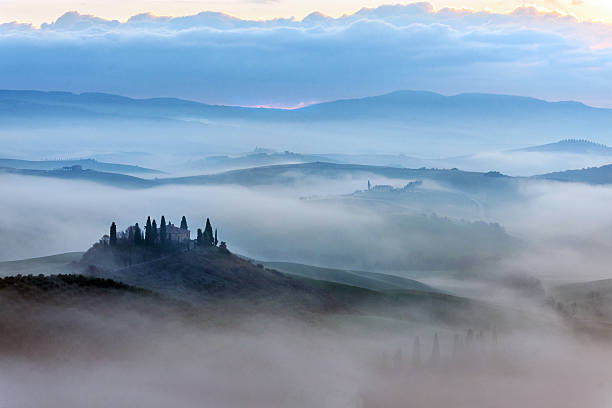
109 216 219 248
196 218 218 247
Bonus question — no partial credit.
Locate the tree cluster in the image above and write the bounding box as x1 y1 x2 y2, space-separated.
108 215 222 252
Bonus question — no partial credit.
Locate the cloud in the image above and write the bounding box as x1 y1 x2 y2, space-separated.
0 2 611 106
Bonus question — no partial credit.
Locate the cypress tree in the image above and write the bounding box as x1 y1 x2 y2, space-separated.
412 336 421 368
204 218 214 246
197 228 203 245
214 228 218 246
134 223 143 246
145 216 152 246
160 216 167 246
110 222 117 246
180 216 188 230
152 219 158 245
431 333 440 368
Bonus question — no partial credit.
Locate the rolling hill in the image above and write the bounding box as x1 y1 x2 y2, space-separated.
517 139 612 155
260 261 440 293
0 158 162 174
535 164 612 185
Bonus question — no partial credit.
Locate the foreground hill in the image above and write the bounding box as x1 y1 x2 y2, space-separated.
260 261 440 293
78 243 505 326
0 274 187 357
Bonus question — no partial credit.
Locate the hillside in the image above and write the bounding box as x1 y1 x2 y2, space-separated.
535 164 612 184
0 252 82 277
0 273 190 358
191 150 335 170
260 261 440 293
0 158 161 174
518 139 612 155
77 243 505 326
0 166 156 188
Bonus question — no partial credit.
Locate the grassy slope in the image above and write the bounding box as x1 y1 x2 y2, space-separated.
262 261 440 293
0 252 83 277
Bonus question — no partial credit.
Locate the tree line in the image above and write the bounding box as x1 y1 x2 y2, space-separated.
108 216 226 251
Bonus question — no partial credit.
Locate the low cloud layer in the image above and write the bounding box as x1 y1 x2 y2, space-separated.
1 2 611 106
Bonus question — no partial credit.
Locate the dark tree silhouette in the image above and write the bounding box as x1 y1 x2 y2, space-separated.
219 241 228 252
160 216 167 246
180 216 188 230
412 336 421 368
110 222 117 246
431 333 440 367
204 218 214 246
197 228 203 245
152 219 158 245
134 223 143 245
145 216 152 246
214 228 218 246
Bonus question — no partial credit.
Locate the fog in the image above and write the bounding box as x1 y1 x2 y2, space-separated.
4 165 612 407
0 174 512 272
1 301 611 408
4 173 612 281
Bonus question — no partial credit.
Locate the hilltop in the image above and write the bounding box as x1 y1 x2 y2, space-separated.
517 139 612 155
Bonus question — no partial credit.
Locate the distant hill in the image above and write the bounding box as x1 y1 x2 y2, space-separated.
0 166 156 188
0 158 162 174
535 164 612 185
161 162 519 195
517 139 612 155
191 150 334 170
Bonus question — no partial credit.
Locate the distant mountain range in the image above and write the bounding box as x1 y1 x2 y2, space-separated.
3 90 612 155
3 89 611 125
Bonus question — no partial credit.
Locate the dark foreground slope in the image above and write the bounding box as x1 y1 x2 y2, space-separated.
78 243 508 327
0 274 189 358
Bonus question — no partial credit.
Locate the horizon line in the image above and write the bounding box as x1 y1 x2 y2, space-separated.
1 88 606 110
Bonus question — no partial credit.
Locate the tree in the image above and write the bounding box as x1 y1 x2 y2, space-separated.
219 241 228 252
214 228 218 246
430 333 440 368
160 216 167 246
145 216 152 246
152 219 158 245
197 228 203 245
134 223 143 245
110 222 117 246
180 216 188 230
412 336 421 368
204 218 214 246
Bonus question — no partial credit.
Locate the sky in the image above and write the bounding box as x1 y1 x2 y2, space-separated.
0 1 611 107
2 1 612 25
